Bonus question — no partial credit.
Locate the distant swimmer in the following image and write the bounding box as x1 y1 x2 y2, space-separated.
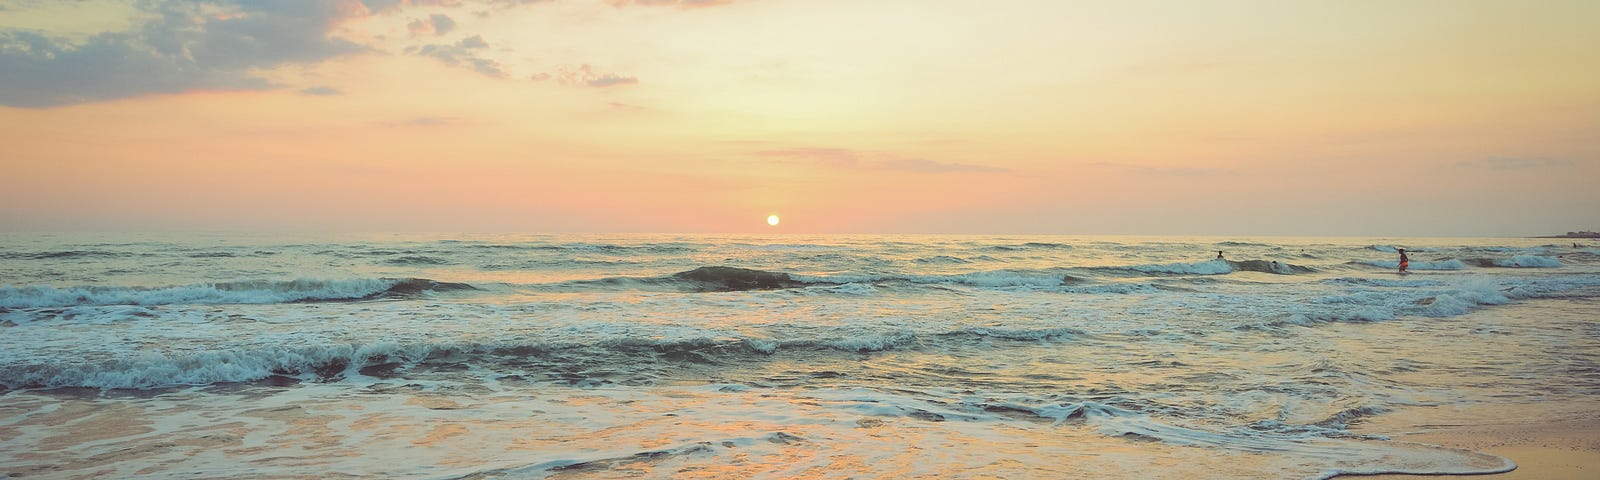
1397 248 1409 274
1217 251 1224 260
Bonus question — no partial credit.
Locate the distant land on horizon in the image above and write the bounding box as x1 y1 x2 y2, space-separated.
1535 231 1600 239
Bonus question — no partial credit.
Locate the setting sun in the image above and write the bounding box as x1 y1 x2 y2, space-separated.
767 215 780 227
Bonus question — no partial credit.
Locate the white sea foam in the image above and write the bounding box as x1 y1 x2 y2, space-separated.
1360 259 1465 270
821 331 918 352
825 283 879 295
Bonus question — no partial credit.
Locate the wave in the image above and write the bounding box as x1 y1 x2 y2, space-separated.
986 242 1075 251
0 250 129 260
0 327 1062 390
672 266 807 291
549 267 1083 293
187 251 237 258
1126 259 1233 275
1287 277 1540 324
0 278 475 308
1322 277 1444 288
383 255 452 266
1367 245 1439 254
954 398 1510 479
1352 259 1465 271
1216 241 1270 247
1089 259 1316 276
551 261 1328 294
1463 255 1562 268
1230 259 1316 274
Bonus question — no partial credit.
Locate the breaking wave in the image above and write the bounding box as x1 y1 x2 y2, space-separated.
0 326 1094 390
0 278 475 308
1464 255 1562 268
1353 259 1465 271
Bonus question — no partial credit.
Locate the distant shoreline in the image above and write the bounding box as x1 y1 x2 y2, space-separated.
1534 233 1600 239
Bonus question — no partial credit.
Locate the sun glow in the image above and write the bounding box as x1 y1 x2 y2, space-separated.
767 214 780 226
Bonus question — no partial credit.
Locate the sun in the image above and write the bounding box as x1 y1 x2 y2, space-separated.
767 214 780 227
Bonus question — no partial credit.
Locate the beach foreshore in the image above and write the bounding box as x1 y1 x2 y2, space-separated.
1322 293 1600 480
1342 400 1600 479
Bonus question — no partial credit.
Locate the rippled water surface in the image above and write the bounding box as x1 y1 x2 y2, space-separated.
2 233 1598 478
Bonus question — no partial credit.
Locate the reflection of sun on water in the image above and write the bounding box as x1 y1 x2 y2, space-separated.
767 215 780 227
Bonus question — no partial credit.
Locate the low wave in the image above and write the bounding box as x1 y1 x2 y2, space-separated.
1216 241 1270 247
0 326 1088 390
1464 255 1562 268
1352 259 1465 271
551 267 1083 293
0 250 130 260
382 255 452 266
990 242 1075 250
1122 259 1231 275
1117 259 1313 275
552 261 1324 294
672 266 807 291
0 278 475 308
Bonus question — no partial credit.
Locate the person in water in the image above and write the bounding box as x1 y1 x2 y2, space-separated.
1397 248 1409 273
1217 251 1224 260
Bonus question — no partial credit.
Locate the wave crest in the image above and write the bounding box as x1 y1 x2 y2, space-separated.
0 278 475 308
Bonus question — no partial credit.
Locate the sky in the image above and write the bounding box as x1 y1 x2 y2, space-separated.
1 0 1597 236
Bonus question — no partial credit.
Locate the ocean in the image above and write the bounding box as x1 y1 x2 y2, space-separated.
2 233 1597 479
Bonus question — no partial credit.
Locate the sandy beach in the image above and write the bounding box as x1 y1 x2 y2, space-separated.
1350 414 1600 480
1345 296 1600 480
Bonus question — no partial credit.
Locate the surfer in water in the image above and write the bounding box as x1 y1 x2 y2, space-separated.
1398 248 1409 274
1217 251 1224 260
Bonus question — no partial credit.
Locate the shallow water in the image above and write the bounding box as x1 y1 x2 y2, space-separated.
2 233 1597 478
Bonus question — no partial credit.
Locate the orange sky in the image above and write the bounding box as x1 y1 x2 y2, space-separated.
2 0 1597 235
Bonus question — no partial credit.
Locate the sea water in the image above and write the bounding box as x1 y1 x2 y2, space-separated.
2 233 1597 479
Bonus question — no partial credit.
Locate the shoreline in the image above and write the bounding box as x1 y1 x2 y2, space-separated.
1343 414 1600 479
1339 305 1600 479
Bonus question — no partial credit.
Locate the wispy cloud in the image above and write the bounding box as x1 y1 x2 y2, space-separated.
408 14 458 37
365 0 472 14
605 0 737 8
407 35 506 77
1456 157 1574 170
587 74 639 87
299 86 344 96
532 64 639 88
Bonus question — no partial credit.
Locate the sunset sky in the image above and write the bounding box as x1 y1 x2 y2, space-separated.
2 0 1596 235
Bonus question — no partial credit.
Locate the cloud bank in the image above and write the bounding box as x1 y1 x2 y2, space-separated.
0 1 378 108
0 0 678 106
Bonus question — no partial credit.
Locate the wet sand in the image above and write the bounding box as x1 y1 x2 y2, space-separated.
1347 405 1600 479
